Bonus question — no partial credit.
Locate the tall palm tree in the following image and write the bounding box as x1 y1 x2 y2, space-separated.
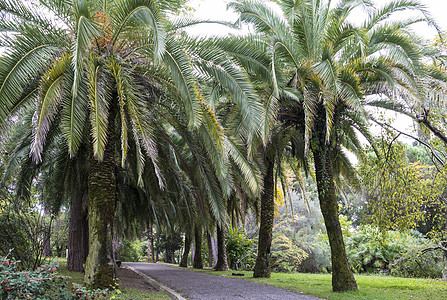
229 0 434 291
0 0 209 286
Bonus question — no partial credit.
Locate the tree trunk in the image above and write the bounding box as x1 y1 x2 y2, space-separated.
171 250 175 264
68 191 89 272
42 210 51 258
211 235 218 267
206 230 213 268
148 225 155 263
193 223 203 269
180 233 191 267
84 106 117 288
214 224 229 271
56 246 62 258
253 156 275 278
312 123 357 292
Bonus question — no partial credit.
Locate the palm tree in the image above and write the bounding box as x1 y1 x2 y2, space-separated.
0 0 208 286
229 0 434 291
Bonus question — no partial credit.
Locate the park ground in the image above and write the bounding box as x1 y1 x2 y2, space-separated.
191 268 447 300
57 259 447 300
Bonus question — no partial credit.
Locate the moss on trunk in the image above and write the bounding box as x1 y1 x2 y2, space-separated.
253 156 275 278
312 112 358 292
84 103 117 288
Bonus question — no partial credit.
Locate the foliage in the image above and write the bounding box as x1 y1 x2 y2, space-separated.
0 197 50 270
120 239 146 263
390 245 445 278
346 226 425 273
50 211 69 257
0 254 108 299
154 232 183 263
273 191 331 273
359 138 446 231
270 231 308 273
405 144 435 166
225 227 255 270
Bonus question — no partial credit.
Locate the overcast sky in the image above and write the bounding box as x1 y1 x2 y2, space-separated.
187 0 447 38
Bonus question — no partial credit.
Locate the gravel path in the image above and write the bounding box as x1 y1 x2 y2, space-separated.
124 262 320 300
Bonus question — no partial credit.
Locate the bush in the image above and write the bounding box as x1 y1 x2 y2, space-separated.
226 228 255 270
120 239 145 262
0 253 108 299
346 226 422 273
390 246 445 278
271 233 308 273
0 207 39 270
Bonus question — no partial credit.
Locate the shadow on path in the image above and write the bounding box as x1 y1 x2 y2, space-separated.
124 262 321 300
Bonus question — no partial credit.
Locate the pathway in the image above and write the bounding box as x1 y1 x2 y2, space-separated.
124 262 321 300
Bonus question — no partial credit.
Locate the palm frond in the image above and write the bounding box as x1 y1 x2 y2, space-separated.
110 0 165 59
86 55 111 160
31 54 69 162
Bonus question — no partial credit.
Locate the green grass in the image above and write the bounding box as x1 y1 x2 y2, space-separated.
55 258 169 299
186 268 447 300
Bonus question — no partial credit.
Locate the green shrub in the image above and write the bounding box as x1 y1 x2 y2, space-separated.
271 233 308 273
226 228 255 270
390 246 444 278
0 210 36 270
346 226 422 273
119 239 145 262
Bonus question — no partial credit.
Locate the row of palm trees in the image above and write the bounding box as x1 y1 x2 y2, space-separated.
0 0 443 292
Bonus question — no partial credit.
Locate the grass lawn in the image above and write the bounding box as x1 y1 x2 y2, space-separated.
55 258 169 299
187 268 447 300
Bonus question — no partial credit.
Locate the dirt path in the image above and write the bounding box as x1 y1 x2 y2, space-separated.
124 262 320 300
116 266 157 293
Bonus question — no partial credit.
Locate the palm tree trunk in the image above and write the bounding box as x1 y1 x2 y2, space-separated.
148 225 155 263
193 222 203 269
253 156 275 278
67 191 89 272
180 233 191 267
214 224 229 271
211 235 218 266
84 106 117 288
206 230 213 267
312 134 357 292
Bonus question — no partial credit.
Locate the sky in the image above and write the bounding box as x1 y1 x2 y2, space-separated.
187 0 447 38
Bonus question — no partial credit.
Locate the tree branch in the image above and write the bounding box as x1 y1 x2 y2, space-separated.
416 108 447 145
373 119 445 167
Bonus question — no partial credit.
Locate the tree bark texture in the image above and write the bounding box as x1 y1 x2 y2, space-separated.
211 235 218 266
312 120 358 292
68 192 89 272
148 225 155 263
180 233 191 267
193 223 203 269
214 224 229 271
253 156 275 278
206 230 213 267
84 106 117 288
